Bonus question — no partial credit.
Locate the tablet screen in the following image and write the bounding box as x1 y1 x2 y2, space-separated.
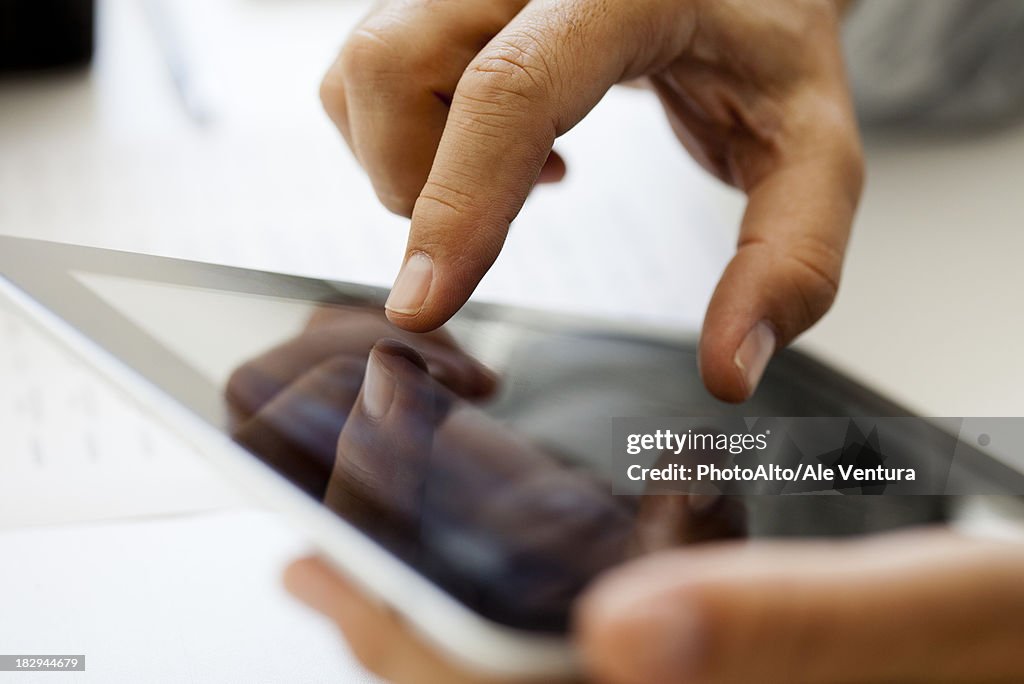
1 240 967 633
57 264 953 632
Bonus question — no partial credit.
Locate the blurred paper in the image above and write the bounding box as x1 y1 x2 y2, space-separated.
0 510 380 684
0 298 241 528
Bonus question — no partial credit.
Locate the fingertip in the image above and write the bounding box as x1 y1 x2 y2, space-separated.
383 282 466 334
698 333 753 404
361 349 397 422
370 338 429 373
385 251 434 320
282 557 314 595
575 564 707 684
536 150 567 184
359 338 437 422
383 251 467 333
468 363 499 398
383 307 447 333
284 556 349 608
733 321 776 398
701 318 778 403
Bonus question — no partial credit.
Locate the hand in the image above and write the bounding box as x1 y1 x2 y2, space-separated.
287 529 1024 684
228 316 670 642
285 555 556 684
321 0 864 402
227 305 496 423
226 305 495 497
578 529 1024 683
230 311 637 580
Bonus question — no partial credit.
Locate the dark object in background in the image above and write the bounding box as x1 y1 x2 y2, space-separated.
0 0 94 71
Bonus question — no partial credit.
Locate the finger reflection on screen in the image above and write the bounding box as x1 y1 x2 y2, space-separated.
225 305 746 631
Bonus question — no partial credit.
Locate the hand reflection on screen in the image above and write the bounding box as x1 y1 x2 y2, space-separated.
225 306 494 498
225 305 744 630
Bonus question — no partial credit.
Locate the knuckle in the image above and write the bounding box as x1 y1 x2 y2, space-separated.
319 69 346 113
224 365 258 414
412 186 505 264
446 94 521 139
368 160 428 218
783 238 842 326
843 140 866 201
375 187 417 217
824 141 866 211
464 33 555 106
338 27 398 82
743 232 844 337
414 182 472 221
815 110 865 203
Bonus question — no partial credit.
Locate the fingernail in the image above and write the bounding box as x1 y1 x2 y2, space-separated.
734 321 775 398
385 251 433 316
362 351 395 421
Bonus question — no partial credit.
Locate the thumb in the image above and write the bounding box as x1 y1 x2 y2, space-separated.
384 0 691 331
576 530 1024 684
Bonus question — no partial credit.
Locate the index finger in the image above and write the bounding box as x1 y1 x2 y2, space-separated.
383 0 690 331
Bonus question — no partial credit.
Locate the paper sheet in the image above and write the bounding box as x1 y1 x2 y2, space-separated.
0 510 380 684
0 298 242 528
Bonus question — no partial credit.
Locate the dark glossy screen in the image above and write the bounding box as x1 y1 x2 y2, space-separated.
64 268 948 633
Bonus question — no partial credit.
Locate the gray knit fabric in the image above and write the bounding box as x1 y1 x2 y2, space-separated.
844 0 1024 126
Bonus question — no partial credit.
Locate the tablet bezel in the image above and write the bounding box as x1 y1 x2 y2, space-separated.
0 236 579 678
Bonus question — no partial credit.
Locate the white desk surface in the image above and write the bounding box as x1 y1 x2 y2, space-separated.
1 0 1022 682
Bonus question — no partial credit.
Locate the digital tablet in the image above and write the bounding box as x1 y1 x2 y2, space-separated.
2 236 1021 678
